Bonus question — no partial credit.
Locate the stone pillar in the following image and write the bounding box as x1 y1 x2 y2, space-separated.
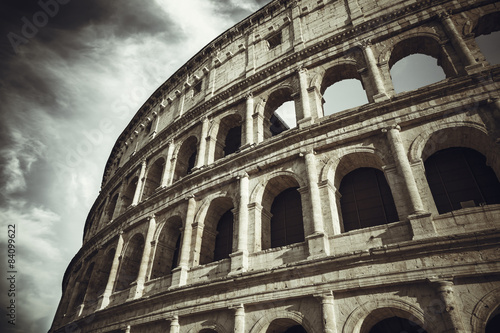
244 94 254 147
383 125 425 214
195 117 210 169
161 140 175 187
232 304 245 333
170 315 180 333
291 1 304 51
440 12 477 69
383 125 435 239
431 280 467 332
231 174 249 274
132 160 147 205
319 180 342 235
123 325 131 333
315 292 337 333
304 152 330 258
297 67 312 127
246 32 256 76
99 231 124 309
362 41 388 101
172 196 196 286
132 215 156 299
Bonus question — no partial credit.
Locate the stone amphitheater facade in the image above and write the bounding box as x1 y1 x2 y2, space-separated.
50 0 500 332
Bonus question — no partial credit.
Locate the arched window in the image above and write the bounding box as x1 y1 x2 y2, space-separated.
321 64 369 116
213 210 234 262
199 197 234 265
173 136 198 182
270 187 305 248
424 147 500 214
266 319 307 333
264 88 296 138
323 79 368 115
150 217 182 279
115 234 144 291
121 177 138 210
142 158 164 199
223 126 242 157
389 37 449 93
474 12 500 65
486 306 500 333
106 193 119 222
91 248 115 299
215 114 242 161
73 262 95 308
339 168 399 232
368 316 427 333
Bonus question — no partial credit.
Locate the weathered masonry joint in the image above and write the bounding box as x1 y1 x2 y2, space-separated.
51 0 500 332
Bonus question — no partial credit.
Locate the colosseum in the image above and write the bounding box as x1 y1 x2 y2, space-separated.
50 0 500 332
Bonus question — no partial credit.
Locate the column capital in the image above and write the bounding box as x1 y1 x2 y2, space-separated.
229 303 245 311
236 172 249 180
147 214 156 221
245 92 253 99
296 64 308 74
381 124 401 133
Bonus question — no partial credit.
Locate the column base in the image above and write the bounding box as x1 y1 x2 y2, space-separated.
229 250 248 276
465 62 485 74
97 293 110 310
127 281 145 300
306 232 330 259
297 117 313 129
373 92 389 103
170 265 189 288
408 212 435 240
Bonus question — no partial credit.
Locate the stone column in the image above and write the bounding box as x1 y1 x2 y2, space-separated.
123 325 131 333
291 1 305 51
172 196 196 286
161 140 175 187
232 304 245 333
440 12 477 68
383 126 425 214
362 40 388 101
170 315 180 333
297 66 312 126
431 280 467 332
231 174 249 274
195 117 209 169
303 152 330 258
132 160 147 205
132 215 156 299
315 292 337 333
99 231 124 309
383 125 435 238
244 94 254 147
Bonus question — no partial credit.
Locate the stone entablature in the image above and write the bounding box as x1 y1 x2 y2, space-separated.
51 0 500 332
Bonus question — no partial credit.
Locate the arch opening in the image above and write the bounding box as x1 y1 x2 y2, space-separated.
121 176 138 210
199 197 234 265
424 147 500 214
474 12 500 65
115 233 144 292
266 319 306 333
151 216 183 279
389 37 449 93
339 167 399 232
142 158 165 199
486 305 500 333
264 89 296 138
368 316 427 333
320 63 368 116
73 262 95 309
215 114 243 161
91 248 115 299
323 79 368 115
173 136 198 182
106 193 119 222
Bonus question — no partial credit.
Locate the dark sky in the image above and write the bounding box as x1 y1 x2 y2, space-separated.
0 1 270 332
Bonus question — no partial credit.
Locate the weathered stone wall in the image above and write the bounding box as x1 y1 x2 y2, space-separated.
50 0 500 332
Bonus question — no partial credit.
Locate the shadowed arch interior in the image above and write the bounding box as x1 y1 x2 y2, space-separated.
339 167 399 232
151 216 183 279
266 318 307 333
215 114 243 161
264 88 296 138
121 176 138 210
424 147 500 214
173 136 198 182
200 197 234 265
142 158 165 199
368 316 427 333
115 233 144 291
